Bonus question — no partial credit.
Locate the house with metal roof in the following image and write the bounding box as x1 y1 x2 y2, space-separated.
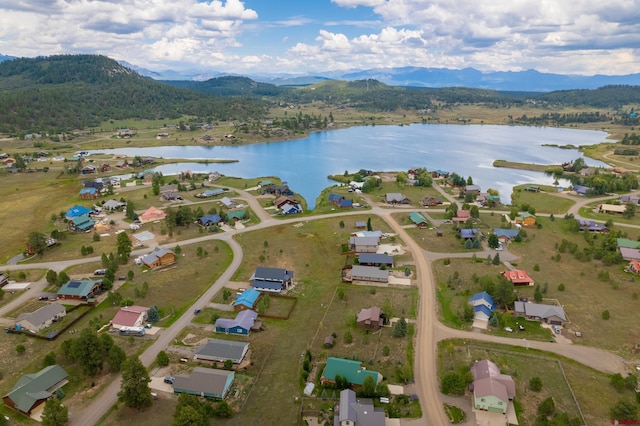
79 187 99 199
141 247 175 269
409 211 428 228
3 365 68 415
321 358 381 388
356 306 384 331
111 306 149 330
220 197 237 209
514 301 567 325
468 292 496 321
233 289 261 311
384 193 410 204
194 339 249 364
617 238 640 249
65 205 92 219
350 265 389 283
250 267 294 293
358 253 393 268
620 246 640 261
197 214 222 227
334 389 386 426
470 360 515 415
215 310 258 335
68 214 94 232
226 210 246 222
459 228 478 240
173 367 234 399
139 206 167 223
572 184 591 196
501 269 534 286
102 199 126 211
57 279 102 301
349 236 379 253
16 303 66 333
493 228 519 244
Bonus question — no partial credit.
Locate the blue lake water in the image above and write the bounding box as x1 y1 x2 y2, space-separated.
89 124 610 209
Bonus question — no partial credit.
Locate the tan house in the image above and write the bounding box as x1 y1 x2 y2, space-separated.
140 247 175 269
16 303 66 333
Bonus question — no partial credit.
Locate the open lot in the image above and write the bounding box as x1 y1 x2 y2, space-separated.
510 184 575 214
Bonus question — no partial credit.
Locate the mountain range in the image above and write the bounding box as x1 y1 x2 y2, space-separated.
2 54 640 91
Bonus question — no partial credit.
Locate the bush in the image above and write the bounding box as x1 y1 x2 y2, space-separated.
156 350 169 367
16 344 26 355
602 310 611 320
557 283 565 291
529 376 543 392
344 331 353 344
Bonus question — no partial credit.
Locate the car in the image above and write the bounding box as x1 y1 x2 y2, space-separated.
38 295 49 301
164 376 175 384
496 244 504 251
518 325 525 331
553 326 561 334
94 269 106 276
504 327 513 332
194 308 201 315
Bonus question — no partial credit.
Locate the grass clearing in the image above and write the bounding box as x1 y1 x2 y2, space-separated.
511 185 575 214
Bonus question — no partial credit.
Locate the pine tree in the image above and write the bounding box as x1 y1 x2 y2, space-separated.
118 355 152 409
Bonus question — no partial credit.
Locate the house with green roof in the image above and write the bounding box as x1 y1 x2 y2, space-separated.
3 365 68 415
226 210 246 223
617 238 640 249
409 211 428 228
321 357 382 388
57 279 102 302
68 214 94 232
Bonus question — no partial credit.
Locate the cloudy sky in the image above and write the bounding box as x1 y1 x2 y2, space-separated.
1 0 639 75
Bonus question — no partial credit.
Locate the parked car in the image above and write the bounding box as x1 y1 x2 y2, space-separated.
504 327 513 332
194 308 201 315
94 269 106 276
164 376 175 384
518 324 525 331
552 326 561 334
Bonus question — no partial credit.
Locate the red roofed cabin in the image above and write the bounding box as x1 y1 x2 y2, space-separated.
501 270 534 286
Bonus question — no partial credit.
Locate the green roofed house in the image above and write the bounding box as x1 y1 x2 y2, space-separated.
409 211 428 228
321 357 382 388
58 279 102 302
617 238 640 249
68 214 94 232
3 365 68 415
226 210 246 223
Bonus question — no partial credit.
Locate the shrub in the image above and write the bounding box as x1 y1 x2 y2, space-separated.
557 283 565 291
602 310 611 320
529 376 543 392
344 331 353 344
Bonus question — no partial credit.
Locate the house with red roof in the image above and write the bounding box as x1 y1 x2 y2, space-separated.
111 306 149 330
139 206 166 223
501 269 534 286
453 209 471 223
627 259 640 275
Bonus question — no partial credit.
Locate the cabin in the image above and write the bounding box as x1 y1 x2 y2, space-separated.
514 212 537 227
57 279 102 302
409 211 429 228
140 247 175 269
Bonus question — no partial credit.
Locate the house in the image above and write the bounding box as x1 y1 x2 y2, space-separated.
208 172 221 182
65 205 92 219
280 202 303 215
220 197 238 209
111 305 149 330
468 292 496 321
350 265 389 283
100 163 111 173
321 357 382 388
57 279 102 302
215 310 258 335
0 273 9 287
173 368 234 399
16 303 66 333
492 229 519 244
620 194 640 205
114 160 129 169
514 301 567 325
431 169 449 178
334 389 386 426
579 219 609 232
250 267 294 292
572 185 591 196
328 193 344 205
626 259 640 274
514 212 537 227
617 238 640 249
478 193 501 207
470 360 515 415
501 269 534 286
464 184 481 195
3 365 68 415
79 187 99 199
196 188 225 198
421 196 443 206
197 214 222 227
117 129 134 137
358 253 393 268
599 203 626 214
81 165 97 175
102 199 126 211
139 206 166 223
337 198 353 208
156 132 170 139
619 247 640 261
349 236 379 253
356 306 384 330
141 247 175 269
351 230 383 239
453 209 471 223
233 289 261 311
194 339 249 364
409 211 429 228
385 193 410 204
274 196 298 209
68 214 94 232
226 210 246 222
524 185 540 192
161 191 183 202
459 228 478 239
354 221 367 229
159 184 178 194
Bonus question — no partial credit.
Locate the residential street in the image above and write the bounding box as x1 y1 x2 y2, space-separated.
1 183 637 425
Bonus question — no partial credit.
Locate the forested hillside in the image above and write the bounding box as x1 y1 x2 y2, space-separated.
535 85 640 108
0 55 269 133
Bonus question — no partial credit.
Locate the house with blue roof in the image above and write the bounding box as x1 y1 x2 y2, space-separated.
197 214 222 227
468 292 496 321
493 228 519 244
79 187 98 199
338 198 353 208
328 193 343 204
431 169 450 178
215 310 258 335
65 205 91 219
460 228 478 239
233 289 261 311
572 185 591 196
196 188 225 199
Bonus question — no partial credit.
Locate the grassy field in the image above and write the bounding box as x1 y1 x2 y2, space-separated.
438 339 632 425
510 185 576 214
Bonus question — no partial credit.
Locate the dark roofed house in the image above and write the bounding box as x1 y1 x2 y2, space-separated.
16 303 66 333
197 214 222 227
215 310 258 335
328 193 344 205
385 193 410 205
464 184 481 195
356 306 384 330
194 339 249 364
173 367 234 399
334 389 386 426
493 228 519 244
579 219 609 233
468 291 496 321
250 267 294 293
358 253 393 267
3 365 68 415
573 185 590 196
421 196 443 206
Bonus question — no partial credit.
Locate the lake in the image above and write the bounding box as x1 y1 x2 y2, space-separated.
89 124 610 209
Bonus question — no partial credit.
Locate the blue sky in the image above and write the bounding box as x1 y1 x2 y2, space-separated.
1 0 639 76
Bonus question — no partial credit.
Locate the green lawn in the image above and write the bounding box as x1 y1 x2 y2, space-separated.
511 185 576 214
